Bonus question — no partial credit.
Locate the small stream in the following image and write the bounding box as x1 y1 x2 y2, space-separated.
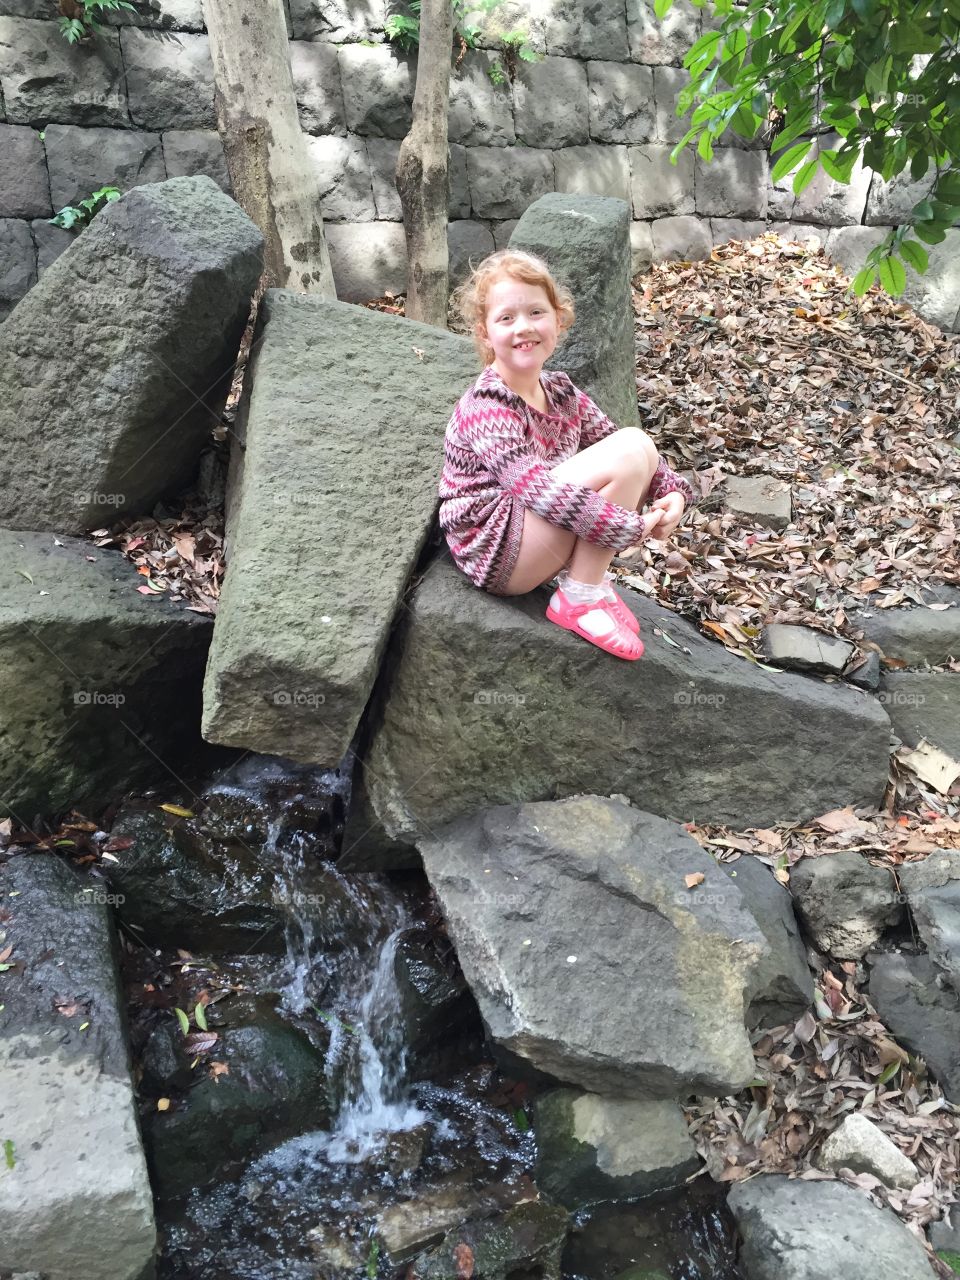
134 754 741 1279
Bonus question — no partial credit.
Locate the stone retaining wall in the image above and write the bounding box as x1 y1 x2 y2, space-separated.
1 0 958 329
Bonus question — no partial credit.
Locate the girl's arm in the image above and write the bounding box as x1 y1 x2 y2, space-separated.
459 391 657 551
573 385 697 508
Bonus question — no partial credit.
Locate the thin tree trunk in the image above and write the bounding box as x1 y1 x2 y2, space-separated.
204 0 336 296
396 0 452 327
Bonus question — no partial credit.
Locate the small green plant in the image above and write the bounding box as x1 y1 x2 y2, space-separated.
385 0 538 82
938 1252 960 1276
365 1240 380 1279
173 1002 208 1035
48 184 121 230
58 0 137 44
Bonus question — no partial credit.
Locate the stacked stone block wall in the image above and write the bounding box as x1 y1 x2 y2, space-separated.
1 0 957 329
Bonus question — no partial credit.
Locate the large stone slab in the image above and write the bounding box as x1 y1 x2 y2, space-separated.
0 531 212 818
43 122 167 211
728 1175 934 1279
0 16 128 127
0 853 156 1279
855 587 960 667
417 795 773 1097
345 554 891 856
120 27 215 129
0 175 262 532
789 852 904 959
201 293 477 766
513 55 589 148
510 191 639 429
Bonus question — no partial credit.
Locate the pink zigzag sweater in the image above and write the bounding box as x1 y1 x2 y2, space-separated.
438 364 696 595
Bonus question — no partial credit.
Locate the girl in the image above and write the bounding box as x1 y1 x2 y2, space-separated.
438 249 695 661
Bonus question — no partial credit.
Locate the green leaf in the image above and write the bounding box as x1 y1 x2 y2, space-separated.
771 139 814 183
698 129 714 161
2 1139 14 1171
878 255 906 296
365 1240 380 1280
174 1007 190 1035
654 0 675 16
194 1002 208 1031
877 1059 901 1085
914 221 947 244
850 0 872 17
910 151 930 182
513 1106 529 1131
899 240 929 273
684 29 723 74
824 0 846 25
852 265 876 295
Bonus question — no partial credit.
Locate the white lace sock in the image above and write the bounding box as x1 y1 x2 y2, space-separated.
550 570 616 639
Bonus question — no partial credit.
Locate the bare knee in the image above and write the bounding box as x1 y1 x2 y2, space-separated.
613 427 658 476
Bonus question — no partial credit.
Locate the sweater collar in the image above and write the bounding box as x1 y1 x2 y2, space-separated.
477 364 565 417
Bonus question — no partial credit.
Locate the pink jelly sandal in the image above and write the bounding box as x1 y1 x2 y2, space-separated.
605 585 640 635
545 588 645 661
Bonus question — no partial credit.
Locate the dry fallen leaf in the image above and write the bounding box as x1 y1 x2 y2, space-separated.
685 872 706 889
157 1098 171 1112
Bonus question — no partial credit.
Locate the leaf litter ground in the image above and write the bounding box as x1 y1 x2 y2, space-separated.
86 233 960 1266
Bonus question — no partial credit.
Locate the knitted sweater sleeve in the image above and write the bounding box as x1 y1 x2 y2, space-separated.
573 384 697 508
460 388 653 551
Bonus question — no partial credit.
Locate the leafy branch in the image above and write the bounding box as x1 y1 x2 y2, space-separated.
48 184 121 230
57 0 137 44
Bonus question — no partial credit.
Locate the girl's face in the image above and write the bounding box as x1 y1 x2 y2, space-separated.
479 275 559 379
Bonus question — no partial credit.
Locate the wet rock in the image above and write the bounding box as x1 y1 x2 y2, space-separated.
0 854 156 1280
143 1018 332 1200
724 474 792 531
418 795 781 1098
0 176 262 532
789 853 903 959
533 1089 698 1209
393 929 481 1075
728 1174 933 1279
200 291 476 767
867 950 960 1101
722 857 813 1029
106 798 365 955
375 1174 536 1263
761 624 855 676
510 192 639 429
817 1113 918 1188
346 554 890 860
414 1200 569 1280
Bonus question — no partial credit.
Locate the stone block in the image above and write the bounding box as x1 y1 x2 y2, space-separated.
290 39 346 135
546 0 630 61
0 176 262 531
0 216 35 319
555 144 631 203
449 52 515 147
0 854 156 1280
789 852 903 959
0 533 212 815
305 132 375 221
856 589 960 668
868 950 960 1102
630 219 653 273
0 16 127 126
587 59 655 144
288 0 388 41
818 1112 919 1188
201 292 477 765
338 43 413 138
826 225 960 332
628 0 700 64
466 145 554 220
0 123 49 216
629 142 693 218
513 55 588 148
493 218 518 248
710 217 765 245
43 123 166 211
651 214 710 261
105 0 205 29
768 135 871 226
448 218 495 284
121 27 215 129
768 221 827 247
511 192 638 427
695 148 767 218
457 1 549 56
366 138 469 220
653 65 692 144
724 472 792 529
0 0 48 14
325 220 407 300
161 127 231 192
30 217 72 272
761 624 855 676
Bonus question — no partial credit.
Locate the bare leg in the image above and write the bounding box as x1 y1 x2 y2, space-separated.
500 427 660 596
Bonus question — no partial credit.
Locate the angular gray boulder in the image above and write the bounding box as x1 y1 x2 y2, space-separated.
728 1175 934 1280
345 554 891 859
0 530 212 818
868 950 960 1101
0 175 262 532
202 292 477 766
0 854 156 1280
509 192 640 429
418 794 779 1098
789 853 904 959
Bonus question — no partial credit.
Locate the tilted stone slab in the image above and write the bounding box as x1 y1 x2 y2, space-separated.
201 293 478 766
346 554 890 854
0 176 262 532
418 795 772 1097
510 192 639 429
854 585 960 667
0 854 156 1280
0 530 212 818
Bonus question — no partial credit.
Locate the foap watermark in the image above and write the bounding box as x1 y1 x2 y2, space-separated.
74 689 126 707
74 91 128 109
877 690 926 708
473 888 526 908
75 491 127 508
472 689 526 707
673 888 730 908
272 887 326 908
74 888 125 907
272 690 326 709
673 684 726 709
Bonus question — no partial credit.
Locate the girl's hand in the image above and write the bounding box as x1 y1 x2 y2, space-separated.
647 492 685 540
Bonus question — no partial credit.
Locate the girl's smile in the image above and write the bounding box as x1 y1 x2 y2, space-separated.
479 276 560 393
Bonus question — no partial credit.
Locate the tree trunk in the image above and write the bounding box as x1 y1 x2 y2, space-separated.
396 0 452 327
204 0 336 297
